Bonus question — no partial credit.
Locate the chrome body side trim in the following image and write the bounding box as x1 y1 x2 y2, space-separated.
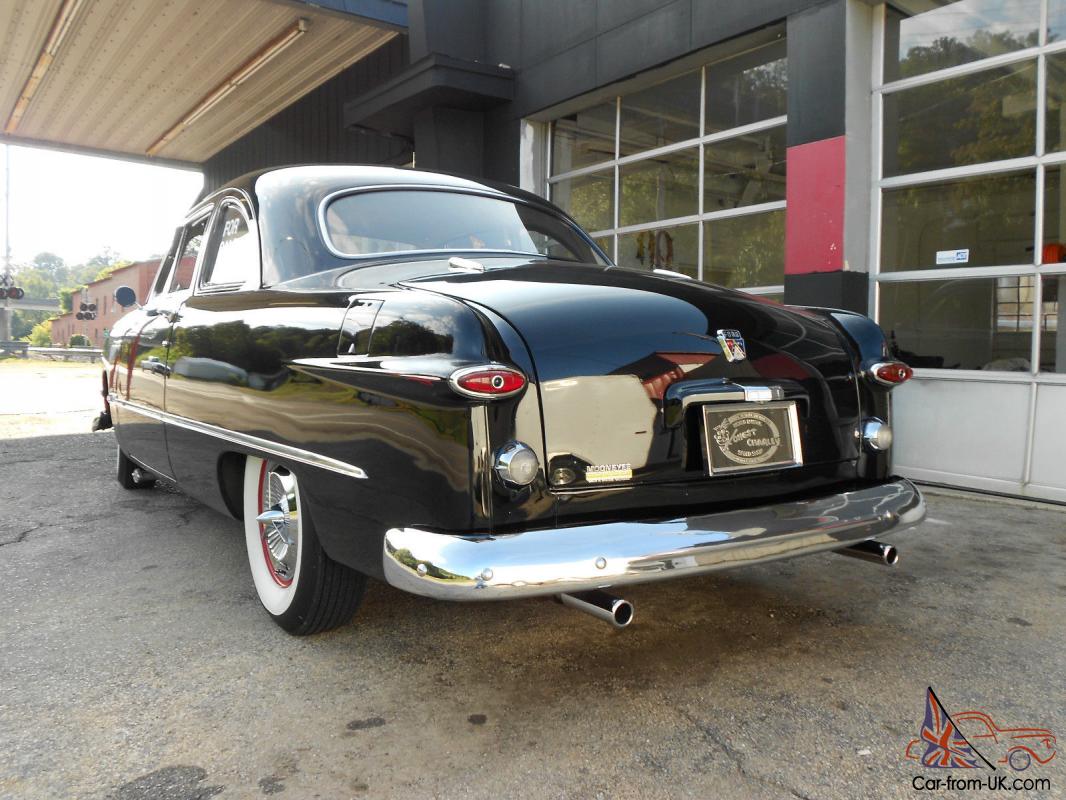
382 479 925 601
109 396 368 480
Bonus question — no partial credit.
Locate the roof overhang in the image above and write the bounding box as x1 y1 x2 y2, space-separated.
0 0 404 165
344 53 514 140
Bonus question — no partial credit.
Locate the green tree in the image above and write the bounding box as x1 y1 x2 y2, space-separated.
69 333 90 347
27 319 52 346
32 252 64 273
10 310 49 338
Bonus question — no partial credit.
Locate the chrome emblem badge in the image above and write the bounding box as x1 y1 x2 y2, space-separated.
716 329 747 362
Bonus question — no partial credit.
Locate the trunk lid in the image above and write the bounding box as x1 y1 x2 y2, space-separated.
405 262 860 493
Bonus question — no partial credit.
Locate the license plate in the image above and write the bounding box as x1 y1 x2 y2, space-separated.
701 401 803 475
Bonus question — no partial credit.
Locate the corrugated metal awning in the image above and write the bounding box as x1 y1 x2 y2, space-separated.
0 0 401 165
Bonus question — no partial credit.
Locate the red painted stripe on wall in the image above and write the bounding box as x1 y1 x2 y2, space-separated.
785 135 846 275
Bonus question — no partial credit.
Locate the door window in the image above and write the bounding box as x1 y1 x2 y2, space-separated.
170 216 209 292
201 203 257 288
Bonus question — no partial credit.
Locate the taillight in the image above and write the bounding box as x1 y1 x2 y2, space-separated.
449 365 527 399
868 361 913 387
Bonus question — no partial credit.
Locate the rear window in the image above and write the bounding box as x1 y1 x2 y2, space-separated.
322 189 606 264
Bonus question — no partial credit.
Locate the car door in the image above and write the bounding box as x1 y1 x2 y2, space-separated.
163 196 264 507
120 211 211 477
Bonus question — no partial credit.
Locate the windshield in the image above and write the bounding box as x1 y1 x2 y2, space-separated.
322 189 607 264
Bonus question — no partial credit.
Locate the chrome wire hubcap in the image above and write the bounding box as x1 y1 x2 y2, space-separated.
255 463 299 585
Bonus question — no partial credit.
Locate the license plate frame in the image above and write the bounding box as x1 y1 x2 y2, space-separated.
701 401 803 476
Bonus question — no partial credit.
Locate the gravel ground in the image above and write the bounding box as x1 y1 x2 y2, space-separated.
1 362 1063 799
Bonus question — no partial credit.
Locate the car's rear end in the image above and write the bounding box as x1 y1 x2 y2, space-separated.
379 263 924 614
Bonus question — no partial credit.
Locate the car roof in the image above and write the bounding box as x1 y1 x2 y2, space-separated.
196 164 556 218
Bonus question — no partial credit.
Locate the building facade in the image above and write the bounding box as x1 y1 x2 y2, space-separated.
198 1 1066 502
51 260 159 348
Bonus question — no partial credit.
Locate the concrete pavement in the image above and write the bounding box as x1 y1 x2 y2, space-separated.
1 362 1063 799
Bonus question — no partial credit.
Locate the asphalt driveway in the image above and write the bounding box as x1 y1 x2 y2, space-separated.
1 362 1063 799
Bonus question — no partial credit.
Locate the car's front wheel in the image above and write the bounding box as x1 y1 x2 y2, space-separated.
242 456 367 634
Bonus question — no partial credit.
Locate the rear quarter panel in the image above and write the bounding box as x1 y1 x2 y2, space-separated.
163 289 481 578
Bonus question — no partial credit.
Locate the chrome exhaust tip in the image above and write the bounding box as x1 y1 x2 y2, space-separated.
557 589 634 629
837 539 899 566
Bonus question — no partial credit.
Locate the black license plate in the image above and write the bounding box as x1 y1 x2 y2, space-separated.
701 401 803 475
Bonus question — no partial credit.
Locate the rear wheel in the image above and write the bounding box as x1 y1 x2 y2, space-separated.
116 446 156 490
242 456 366 634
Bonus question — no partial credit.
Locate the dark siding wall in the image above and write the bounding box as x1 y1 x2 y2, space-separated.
469 0 825 183
200 36 411 193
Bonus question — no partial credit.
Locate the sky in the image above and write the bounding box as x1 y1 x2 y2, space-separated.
0 144 203 268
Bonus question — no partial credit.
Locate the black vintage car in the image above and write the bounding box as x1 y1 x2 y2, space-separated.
101 165 925 634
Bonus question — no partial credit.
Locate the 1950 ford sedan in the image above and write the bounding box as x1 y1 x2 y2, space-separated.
100 165 925 634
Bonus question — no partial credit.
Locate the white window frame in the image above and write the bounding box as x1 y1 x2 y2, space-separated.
540 46 788 297
870 0 1066 388
870 1 1066 493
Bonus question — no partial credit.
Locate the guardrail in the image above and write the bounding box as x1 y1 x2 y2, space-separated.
0 340 29 357
25 346 103 362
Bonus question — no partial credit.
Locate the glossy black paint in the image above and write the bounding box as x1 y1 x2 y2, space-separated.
105 165 896 580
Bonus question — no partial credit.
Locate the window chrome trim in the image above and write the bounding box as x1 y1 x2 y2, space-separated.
109 396 368 480
316 184 608 264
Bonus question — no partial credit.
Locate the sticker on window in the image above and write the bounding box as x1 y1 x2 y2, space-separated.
935 248 969 265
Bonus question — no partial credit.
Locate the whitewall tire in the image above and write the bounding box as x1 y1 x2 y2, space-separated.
242 456 367 634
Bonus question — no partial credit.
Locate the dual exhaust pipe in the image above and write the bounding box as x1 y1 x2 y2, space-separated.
556 589 635 629
556 539 897 629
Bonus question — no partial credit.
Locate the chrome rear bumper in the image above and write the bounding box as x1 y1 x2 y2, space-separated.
382 479 926 601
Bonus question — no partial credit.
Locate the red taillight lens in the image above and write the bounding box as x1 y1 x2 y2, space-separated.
870 361 913 386
450 366 527 398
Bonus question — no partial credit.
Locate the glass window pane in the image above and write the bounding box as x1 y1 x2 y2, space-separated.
705 41 787 135
703 125 786 212
1043 166 1066 264
550 171 614 233
592 235 612 260
619 149 699 227
704 210 785 288
880 277 1034 370
617 224 698 277
1049 0 1066 44
551 101 616 174
1045 52 1066 154
203 206 255 286
884 1 1040 82
619 70 700 155
171 216 208 292
1039 277 1063 372
883 61 1036 177
880 172 1035 272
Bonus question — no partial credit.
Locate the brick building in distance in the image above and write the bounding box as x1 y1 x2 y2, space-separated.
51 259 159 347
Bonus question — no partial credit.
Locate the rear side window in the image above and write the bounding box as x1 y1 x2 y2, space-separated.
202 204 257 287
171 216 209 292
